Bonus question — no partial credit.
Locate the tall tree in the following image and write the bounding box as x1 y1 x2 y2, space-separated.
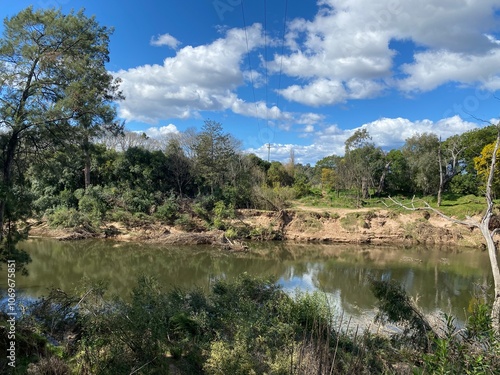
194 120 238 195
0 7 119 245
165 138 194 196
344 129 385 199
390 124 500 334
402 133 440 195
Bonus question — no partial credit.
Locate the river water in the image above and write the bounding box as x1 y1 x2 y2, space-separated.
1 238 494 327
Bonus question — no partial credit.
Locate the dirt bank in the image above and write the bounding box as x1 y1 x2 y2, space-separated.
28 207 488 249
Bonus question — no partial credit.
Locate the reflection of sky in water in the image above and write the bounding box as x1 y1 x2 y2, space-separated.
278 265 343 318
278 271 316 292
1 239 492 330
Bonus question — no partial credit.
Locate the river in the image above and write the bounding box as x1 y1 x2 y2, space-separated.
1 238 494 328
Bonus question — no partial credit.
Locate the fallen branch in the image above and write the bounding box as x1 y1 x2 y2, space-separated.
385 195 479 228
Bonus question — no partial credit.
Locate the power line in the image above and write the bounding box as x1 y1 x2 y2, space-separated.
264 0 269 129
276 0 288 110
240 0 263 132
240 0 289 161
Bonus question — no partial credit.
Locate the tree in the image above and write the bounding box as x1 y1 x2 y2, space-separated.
194 120 238 196
315 155 345 193
266 162 293 188
344 129 385 199
165 138 194 196
389 125 500 334
385 149 411 194
0 8 118 251
402 133 440 195
474 142 500 197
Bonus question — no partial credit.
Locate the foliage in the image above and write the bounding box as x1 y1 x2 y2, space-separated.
194 120 239 196
10 275 500 374
474 142 500 196
370 279 436 350
16 275 398 374
154 193 179 224
402 133 440 195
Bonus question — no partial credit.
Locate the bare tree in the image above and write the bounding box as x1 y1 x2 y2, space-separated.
388 124 500 334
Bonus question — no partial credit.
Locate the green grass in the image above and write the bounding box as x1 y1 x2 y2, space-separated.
296 190 496 222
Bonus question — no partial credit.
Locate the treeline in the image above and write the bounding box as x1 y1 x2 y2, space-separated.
315 126 499 201
2 7 500 257
24 118 500 231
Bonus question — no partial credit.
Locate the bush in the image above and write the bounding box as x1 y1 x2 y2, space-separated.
121 188 154 214
47 207 84 228
175 214 198 231
154 194 179 224
27 356 70 375
192 195 217 221
77 186 111 225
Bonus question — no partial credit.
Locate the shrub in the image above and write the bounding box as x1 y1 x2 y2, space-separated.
47 207 84 228
175 214 197 231
77 186 111 226
121 188 154 214
154 194 179 224
27 356 70 375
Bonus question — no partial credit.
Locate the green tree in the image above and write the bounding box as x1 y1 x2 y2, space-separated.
385 149 411 194
343 129 385 199
266 161 293 188
447 125 498 195
402 133 440 195
165 138 194 196
474 142 500 197
0 7 117 257
194 120 238 196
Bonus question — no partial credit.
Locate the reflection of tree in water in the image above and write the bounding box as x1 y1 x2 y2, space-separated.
10 239 492 321
313 260 492 320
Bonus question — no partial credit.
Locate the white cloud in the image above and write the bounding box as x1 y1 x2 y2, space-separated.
399 49 500 92
271 0 500 103
246 115 479 164
115 24 264 123
143 124 180 138
150 33 180 49
278 78 384 106
297 113 325 126
114 0 500 135
362 115 478 147
305 125 314 132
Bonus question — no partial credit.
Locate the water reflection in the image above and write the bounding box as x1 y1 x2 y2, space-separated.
1 239 493 322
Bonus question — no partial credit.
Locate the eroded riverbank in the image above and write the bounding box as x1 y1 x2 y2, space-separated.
28 207 487 249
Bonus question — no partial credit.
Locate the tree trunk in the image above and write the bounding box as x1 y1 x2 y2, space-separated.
479 222 500 333
361 177 369 199
481 126 500 334
84 148 91 190
376 161 391 196
0 134 19 241
437 138 444 207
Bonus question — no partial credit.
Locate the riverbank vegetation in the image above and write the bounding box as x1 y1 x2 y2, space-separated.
2 8 500 259
1 275 499 374
2 6 500 373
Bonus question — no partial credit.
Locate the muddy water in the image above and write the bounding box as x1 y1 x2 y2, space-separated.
2 238 493 325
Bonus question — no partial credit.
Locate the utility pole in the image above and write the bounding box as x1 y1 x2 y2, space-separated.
267 143 271 162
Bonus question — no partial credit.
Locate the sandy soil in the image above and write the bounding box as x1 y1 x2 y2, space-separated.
28 205 488 248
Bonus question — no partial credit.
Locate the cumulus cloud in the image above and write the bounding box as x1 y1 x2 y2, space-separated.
278 78 384 106
115 24 264 123
271 0 500 104
114 0 500 143
150 33 180 49
399 49 500 92
246 115 479 164
143 124 180 138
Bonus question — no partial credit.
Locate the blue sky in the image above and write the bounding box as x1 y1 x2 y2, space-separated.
2 0 500 164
